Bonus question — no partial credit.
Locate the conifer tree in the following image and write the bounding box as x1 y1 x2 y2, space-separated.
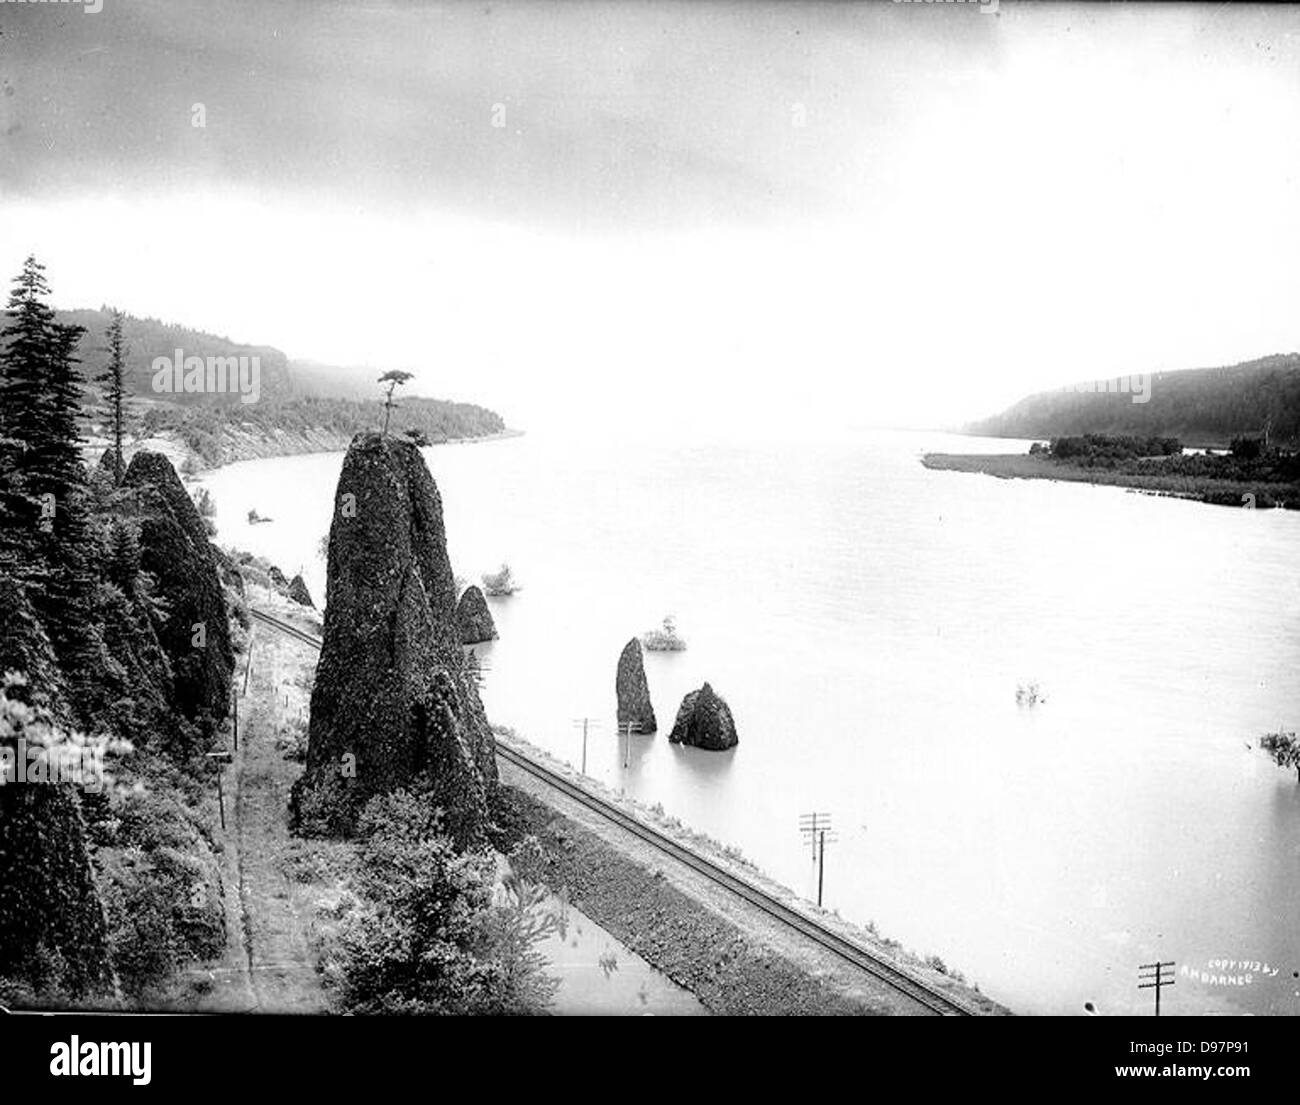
97 308 128 484
0 256 93 678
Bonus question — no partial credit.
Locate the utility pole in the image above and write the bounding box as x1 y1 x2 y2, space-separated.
242 634 254 695
205 749 233 831
799 812 837 907
619 720 641 769
232 688 238 752
571 717 600 776
1138 961 1175 1016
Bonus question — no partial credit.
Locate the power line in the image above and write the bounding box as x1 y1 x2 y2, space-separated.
618 720 643 769
1138 961 1175 1016
799 812 837 907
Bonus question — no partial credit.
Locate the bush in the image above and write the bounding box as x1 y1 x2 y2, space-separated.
275 716 308 763
1231 435 1265 460
1049 433 1182 461
642 615 686 652
481 563 520 597
1259 731 1300 781
321 791 558 1014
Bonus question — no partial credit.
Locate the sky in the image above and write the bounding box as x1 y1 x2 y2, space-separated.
2 0 1300 434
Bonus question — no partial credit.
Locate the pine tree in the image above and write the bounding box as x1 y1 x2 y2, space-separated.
106 518 140 594
0 256 93 680
0 257 56 575
97 308 127 484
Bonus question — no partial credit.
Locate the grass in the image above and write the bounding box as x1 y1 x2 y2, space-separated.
923 451 1300 508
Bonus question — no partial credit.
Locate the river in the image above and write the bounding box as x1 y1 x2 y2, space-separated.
200 426 1300 1016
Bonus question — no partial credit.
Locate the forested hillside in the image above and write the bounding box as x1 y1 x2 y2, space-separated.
59 308 508 467
966 354 1300 447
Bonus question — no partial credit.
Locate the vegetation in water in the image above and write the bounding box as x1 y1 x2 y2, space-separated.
642 614 686 652
481 562 520 597
1259 731 1300 783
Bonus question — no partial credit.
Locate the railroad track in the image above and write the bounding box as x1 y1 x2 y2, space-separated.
248 607 325 651
247 606 976 1016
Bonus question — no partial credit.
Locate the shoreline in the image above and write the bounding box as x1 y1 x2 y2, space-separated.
85 426 524 475
201 425 524 468
922 451 1300 510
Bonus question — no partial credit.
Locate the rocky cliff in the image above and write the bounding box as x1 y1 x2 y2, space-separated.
455 585 497 645
287 574 314 608
668 682 739 751
291 433 496 845
123 451 233 734
615 638 656 733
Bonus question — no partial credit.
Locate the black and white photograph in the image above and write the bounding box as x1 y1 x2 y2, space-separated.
0 0 1296 1084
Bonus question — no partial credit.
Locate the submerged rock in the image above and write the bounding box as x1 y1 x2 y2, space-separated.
291 433 497 845
123 451 233 732
615 638 656 733
287 574 314 608
455 585 497 644
668 682 738 751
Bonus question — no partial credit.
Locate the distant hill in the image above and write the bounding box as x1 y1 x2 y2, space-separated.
965 354 1300 448
59 307 435 405
57 308 507 467
59 307 295 403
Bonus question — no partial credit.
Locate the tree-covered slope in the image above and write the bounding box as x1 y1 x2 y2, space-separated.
966 354 1300 447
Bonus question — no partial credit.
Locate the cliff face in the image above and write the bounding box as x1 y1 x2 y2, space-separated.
668 682 739 751
123 451 233 732
0 576 115 999
615 638 656 733
292 433 496 845
455 585 497 645
287 574 314 608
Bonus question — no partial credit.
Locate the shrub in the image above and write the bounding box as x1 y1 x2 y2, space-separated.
481 563 520 597
321 791 558 1015
1260 731 1300 782
1231 435 1265 460
642 615 686 652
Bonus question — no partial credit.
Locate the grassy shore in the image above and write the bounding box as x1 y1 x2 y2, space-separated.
922 452 1300 509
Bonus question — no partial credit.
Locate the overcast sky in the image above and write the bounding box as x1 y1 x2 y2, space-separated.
2 1 1300 434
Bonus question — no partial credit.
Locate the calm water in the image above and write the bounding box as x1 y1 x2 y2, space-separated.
202 427 1300 1016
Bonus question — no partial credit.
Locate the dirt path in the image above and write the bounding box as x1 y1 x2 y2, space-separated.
193 594 331 1014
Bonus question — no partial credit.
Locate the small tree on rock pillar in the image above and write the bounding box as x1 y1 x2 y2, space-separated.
379 370 414 436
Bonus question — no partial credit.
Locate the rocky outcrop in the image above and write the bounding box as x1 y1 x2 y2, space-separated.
211 547 246 597
287 574 314 608
267 564 288 589
668 682 738 751
0 576 116 999
616 638 656 733
123 451 233 733
291 433 497 846
96 446 124 484
455 585 496 644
